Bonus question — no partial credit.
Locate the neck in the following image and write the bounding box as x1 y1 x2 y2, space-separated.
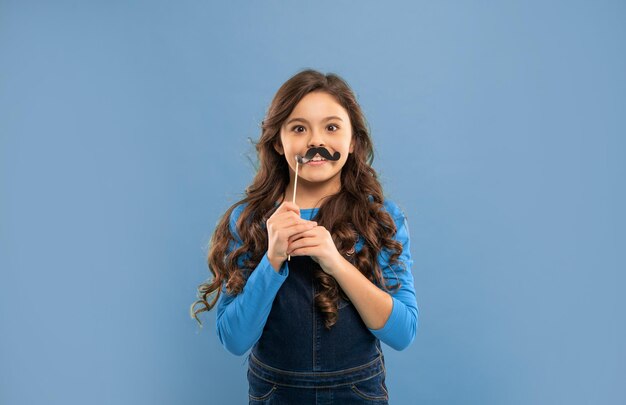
282 172 341 209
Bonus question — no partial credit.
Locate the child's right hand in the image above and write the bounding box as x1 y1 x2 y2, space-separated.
266 201 317 272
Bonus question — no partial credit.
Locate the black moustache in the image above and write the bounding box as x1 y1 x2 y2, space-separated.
296 147 341 163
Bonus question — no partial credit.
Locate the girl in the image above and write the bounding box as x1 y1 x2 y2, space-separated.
191 69 419 404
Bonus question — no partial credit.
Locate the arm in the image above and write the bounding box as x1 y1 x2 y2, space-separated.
367 214 419 350
215 205 290 356
328 214 419 351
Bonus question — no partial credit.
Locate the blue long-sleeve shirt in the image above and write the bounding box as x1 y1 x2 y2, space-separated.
215 199 419 356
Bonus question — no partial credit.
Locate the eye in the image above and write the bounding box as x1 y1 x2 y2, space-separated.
290 124 339 133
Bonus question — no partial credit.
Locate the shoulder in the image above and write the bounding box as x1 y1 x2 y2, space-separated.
353 197 411 254
230 201 248 222
228 201 250 242
381 198 408 224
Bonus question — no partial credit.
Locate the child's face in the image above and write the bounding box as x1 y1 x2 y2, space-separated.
275 91 354 187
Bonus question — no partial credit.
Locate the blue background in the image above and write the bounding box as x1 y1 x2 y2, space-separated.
1 1 624 404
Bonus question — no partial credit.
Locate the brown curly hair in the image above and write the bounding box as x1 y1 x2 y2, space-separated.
191 68 406 329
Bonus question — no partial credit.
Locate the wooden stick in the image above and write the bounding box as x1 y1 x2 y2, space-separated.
288 158 299 261
292 159 299 204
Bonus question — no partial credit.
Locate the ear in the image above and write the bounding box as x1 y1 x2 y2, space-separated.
349 137 355 154
274 139 284 155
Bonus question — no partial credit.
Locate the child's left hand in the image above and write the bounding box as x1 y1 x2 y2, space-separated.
286 225 344 275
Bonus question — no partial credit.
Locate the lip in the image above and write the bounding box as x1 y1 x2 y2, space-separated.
306 159 327 166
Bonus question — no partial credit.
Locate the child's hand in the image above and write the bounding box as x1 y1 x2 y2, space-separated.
287 225 344 275
266 201 317 271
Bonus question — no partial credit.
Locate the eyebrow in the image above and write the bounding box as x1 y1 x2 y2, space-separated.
285 116 344 125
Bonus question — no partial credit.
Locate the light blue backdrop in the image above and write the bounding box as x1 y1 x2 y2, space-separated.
1 1 624 404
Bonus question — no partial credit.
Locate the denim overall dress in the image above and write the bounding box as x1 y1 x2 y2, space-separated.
246 243 390 404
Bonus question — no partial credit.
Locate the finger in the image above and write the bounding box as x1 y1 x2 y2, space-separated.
268 211 302 231
274 201 300 216
276 214 314 231
288 229 320 247
287 226 317 243
288 247 304 256
285 222 317 240
288 242 319 256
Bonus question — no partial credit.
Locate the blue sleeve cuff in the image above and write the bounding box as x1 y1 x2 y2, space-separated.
215 252 290 356
260 252 289 278
368 296 418 351
368 296 400 337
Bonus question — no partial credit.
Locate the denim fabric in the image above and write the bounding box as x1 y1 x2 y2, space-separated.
247 254 389 404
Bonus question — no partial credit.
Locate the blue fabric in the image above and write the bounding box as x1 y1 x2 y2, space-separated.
247 244 389 402
216 199 419 356
247 350 389 403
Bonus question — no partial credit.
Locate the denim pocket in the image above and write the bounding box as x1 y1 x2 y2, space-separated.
247 369 277 402
350 371 389 402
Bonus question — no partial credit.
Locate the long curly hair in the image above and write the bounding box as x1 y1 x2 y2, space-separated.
191 68 406 329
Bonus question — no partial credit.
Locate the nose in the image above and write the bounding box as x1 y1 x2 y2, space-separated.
307 127 325 148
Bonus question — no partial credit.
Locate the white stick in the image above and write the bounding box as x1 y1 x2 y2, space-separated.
292 159 299 203
288 158 299 261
